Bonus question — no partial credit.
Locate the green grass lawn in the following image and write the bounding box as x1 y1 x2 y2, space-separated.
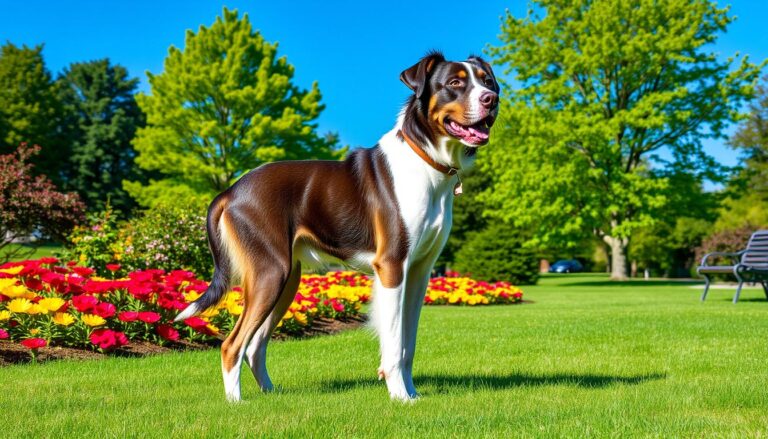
4 243 62 261
3 274 768 437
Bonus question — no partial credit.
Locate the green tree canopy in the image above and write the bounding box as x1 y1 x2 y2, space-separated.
126 8 342 208
58 59 145 213
483 0 764 279
0 42 67 184
713 75 768 231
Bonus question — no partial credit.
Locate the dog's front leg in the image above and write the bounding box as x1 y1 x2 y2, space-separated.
401 258 433 398
371 272 415 401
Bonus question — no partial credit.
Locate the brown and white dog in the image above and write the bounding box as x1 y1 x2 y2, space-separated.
175 51 499 401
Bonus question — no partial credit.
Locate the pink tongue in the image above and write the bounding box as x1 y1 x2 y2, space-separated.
450 120 488 140
468 126 489 140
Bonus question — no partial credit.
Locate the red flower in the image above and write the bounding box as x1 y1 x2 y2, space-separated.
0 329 8 339
156 324 179 342
71 295 98 313
21 338 47 349
94 302 116 318
72 266 95 277
137 311 161 324
184 317 208 330
39 257 59 265
90 329 129 351
105 264 121 272
118 311 139 322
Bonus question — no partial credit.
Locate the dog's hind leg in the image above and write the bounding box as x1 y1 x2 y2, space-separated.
221 265 290 402
219 211 292 402
244 261 302 392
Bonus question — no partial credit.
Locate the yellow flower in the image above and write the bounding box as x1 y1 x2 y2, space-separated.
27 304 47 315
7 298 32 313
53 312 75 326
205 324 219 335
0 310 10 321
0 278 18 289
283 311 294 320
185 291 202 302
227 303 243 316
293 312 307 326
2 284 31 299
200 308 219 319
81 314 106 327
0 266 23 275
39 297 66 312
29 328 40 335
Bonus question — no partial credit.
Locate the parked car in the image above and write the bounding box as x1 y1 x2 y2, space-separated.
549 259 584 273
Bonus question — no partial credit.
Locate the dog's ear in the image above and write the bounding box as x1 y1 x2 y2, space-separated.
400 51 445 99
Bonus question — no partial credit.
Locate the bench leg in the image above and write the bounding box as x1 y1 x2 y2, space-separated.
733 271 744 304
762 281 768 301
701 274 711 302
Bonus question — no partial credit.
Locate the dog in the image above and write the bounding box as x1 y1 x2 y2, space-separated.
175 51 499 401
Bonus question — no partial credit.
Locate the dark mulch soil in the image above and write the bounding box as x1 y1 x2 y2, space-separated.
0 315 366 367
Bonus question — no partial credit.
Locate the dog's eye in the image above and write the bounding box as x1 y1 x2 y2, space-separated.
483 77 495 87
448 79 464 87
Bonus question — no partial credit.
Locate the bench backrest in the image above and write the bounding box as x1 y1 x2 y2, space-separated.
741 230 768 267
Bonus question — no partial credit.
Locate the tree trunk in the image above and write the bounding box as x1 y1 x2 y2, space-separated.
603 235 629 280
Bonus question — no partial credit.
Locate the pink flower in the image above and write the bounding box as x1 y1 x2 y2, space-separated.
21 338 46 349
118 311 139 322
71 295 98 313
156 324 179 342
137 311 161 324
93 302 116 319
0 329 8 339
90 328 129 351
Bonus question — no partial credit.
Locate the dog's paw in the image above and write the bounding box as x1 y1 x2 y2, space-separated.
389 389 419 403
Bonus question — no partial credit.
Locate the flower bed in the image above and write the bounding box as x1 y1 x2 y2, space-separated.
0 259 523 357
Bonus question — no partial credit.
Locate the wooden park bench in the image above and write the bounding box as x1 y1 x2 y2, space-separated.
697 230 768 303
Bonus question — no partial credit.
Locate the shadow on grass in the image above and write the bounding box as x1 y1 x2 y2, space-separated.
559 279 701 288
319 371 666 395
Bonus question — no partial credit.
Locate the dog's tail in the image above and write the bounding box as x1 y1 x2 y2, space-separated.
174 194 232 322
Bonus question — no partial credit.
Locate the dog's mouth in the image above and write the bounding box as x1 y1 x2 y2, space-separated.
444 116 495 146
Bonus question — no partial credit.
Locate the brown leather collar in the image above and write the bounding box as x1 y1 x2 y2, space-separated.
398 130 458 176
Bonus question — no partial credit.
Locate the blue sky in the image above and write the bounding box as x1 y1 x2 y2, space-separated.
2 1 766 168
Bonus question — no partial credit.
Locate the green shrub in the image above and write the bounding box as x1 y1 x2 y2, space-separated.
62 205 211 277
122 207 211 276
60 208 123 273
453 223 539 285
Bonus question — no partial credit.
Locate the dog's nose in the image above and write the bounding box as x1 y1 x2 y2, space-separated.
479 91 498 109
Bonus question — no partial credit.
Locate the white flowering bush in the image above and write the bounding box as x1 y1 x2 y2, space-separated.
121 207 211 276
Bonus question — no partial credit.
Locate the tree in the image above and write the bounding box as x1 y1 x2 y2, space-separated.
629 171 718 277
58 59 145 213
0 144 84 263
126 8 342 208
714 76 768 231
483 0 764 279
0 43 67 184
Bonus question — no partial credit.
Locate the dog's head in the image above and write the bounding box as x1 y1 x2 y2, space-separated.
400 51 499 148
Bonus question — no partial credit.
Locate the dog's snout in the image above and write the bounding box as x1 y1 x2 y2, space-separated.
479 91 498 109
